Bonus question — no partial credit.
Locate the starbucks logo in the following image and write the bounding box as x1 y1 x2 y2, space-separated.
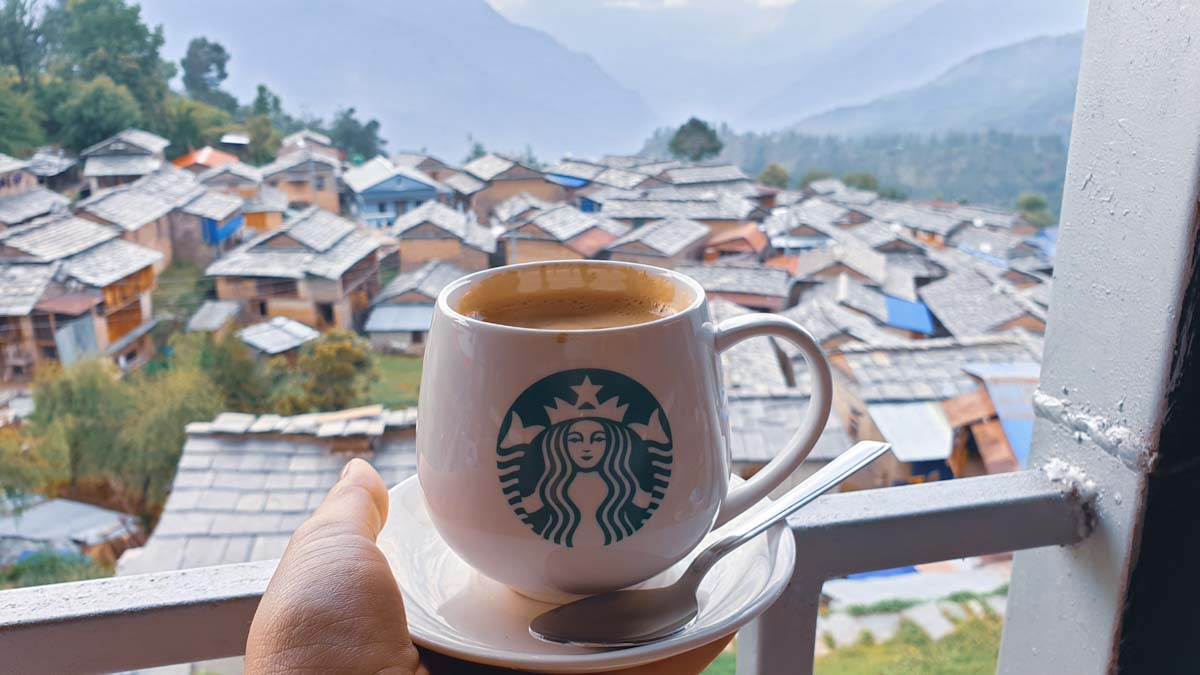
497 369 673 548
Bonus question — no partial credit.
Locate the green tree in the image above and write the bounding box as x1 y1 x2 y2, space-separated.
170 331 272 413
271 330 376 414
0 551 109 590
799 169 833 187
327 106 385 161
0 426 51 499
244 113 280 164
0 0 45 86
668 117 722 162
27 359 132 493
180 36 238 114
758 162 789 189
1016 192 1054 226
0 74 44 155
41 0 174 120
251 83 281 118
118 366 222 518
843 172 880 191
55 74 139 150
161 94 231 158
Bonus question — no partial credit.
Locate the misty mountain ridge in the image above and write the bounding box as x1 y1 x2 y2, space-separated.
140 0 654 161
795 32 1084 137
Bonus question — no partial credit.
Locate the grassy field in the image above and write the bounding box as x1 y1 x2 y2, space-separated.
370 354 424 408
700 610 1001 675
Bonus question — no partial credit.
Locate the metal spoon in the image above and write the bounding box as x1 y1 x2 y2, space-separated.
529 441 891 648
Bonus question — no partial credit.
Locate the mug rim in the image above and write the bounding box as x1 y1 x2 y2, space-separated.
436 259 708 335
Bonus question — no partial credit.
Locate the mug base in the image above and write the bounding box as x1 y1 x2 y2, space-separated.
507 585 587 605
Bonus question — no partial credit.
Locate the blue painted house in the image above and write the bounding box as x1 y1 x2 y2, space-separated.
344 156 450 229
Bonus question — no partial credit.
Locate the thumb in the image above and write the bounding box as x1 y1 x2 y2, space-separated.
304 457 391 542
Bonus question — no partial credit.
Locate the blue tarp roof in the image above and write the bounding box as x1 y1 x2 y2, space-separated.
848 566 919 580
962 362 1039 468
884 295 936 335
545 173 590 188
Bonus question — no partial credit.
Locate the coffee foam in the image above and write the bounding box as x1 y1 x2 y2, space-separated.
456 264 689 330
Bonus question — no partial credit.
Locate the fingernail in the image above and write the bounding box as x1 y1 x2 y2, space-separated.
340 459 355 481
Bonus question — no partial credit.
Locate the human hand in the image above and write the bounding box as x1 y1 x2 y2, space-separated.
245 458 730 675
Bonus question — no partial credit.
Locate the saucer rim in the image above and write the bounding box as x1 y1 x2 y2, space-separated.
385 475 798 673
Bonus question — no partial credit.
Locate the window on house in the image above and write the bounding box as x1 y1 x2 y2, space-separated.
315 176 326 190
317 303 335 325
256 300 268 316
412 331 424 344
378 202 387 213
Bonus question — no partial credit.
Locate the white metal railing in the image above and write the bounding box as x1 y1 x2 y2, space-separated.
0 467 1093 675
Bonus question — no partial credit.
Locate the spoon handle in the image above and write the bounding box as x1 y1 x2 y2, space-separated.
680 441 891 586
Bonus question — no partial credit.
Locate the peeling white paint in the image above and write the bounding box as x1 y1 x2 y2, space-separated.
1033 390 1150 471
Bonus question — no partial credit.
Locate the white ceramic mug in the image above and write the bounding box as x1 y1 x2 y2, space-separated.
417 260 832 600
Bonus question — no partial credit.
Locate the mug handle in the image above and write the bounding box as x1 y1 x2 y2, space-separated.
711 312 834 528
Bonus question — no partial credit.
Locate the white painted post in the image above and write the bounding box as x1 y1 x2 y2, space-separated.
997 1 1200 672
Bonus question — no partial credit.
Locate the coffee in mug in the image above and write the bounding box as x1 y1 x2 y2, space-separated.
417 260 832 600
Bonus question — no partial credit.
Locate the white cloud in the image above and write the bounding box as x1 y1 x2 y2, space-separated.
604 0 689 10
744 0 798 7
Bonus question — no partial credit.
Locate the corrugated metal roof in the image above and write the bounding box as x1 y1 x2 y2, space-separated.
884 295 936 335
25 147 76 177
866 401 954 462
0 497 135 546
364 304 436 333
238 317 320 355
0 153 30 174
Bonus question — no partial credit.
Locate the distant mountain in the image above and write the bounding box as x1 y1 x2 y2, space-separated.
139 0 655 160
746 0 1087 129
796 32 1083 137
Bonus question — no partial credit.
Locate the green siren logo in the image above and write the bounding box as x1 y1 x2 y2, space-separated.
497 369 673 548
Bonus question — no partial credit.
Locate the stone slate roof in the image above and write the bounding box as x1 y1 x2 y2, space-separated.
942 204 1024 230
847 220 913 250
186 300 241 333
442 171 486 196
80 128 169 157
0 153 29 174
492 193 551 224
117 407 419 575
239 317 319 355
25 147 76 177
0 214 117 261
82 155 163 178
389 200 497 253
281 129 333 148
709 298 794 392
463 153 517 182
206 207 380 280
642 183 760 200
364 305 436 333
728 394 852 464
602 193 757 222
61 238 163 287
827 273 888 322
677 263 793 299
544 160 606 181
243 185 288 214
789 238 888 285
376 260 468 304
260 149 340 179
0 186 69 227
182 190 244 221
0 263 56 317
591 167 651 190
77 187 176 231
198 161 262 185
522 204 629 242
661 164 748 185
864 201 965 237
919 270 1030 337
948 225 1020 260
778 296 897 349
606 216 711 256
839 336 1039 402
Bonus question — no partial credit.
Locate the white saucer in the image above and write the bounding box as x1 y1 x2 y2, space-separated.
376 475 797 673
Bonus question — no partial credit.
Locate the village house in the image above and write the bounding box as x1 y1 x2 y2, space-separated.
0 153 68 229
779 296 898 352
388 200 496 272
600 192 763 237
241 186 288 233
206 207 381 330
805 178 879 208
862 201 966 246
172 189 246 265
278 129 340 160
440 170 486 213
918 268 1047 337
500 204 629 264
238 316 320 364
172 146 239 174
25 147 79 193
79 128 168 192
260 150 341 213
491 193 552 227
391 152 457 181
603 216 710 268
343 156 450 229
364 261 467 354
461 153 567 222
0 214 162 377
0 496 140 568
703 221 769 262
198 161 263 199
812 273 937 340
676 263 795 311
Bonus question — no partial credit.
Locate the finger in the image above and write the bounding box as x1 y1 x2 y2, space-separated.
305 457 391 541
